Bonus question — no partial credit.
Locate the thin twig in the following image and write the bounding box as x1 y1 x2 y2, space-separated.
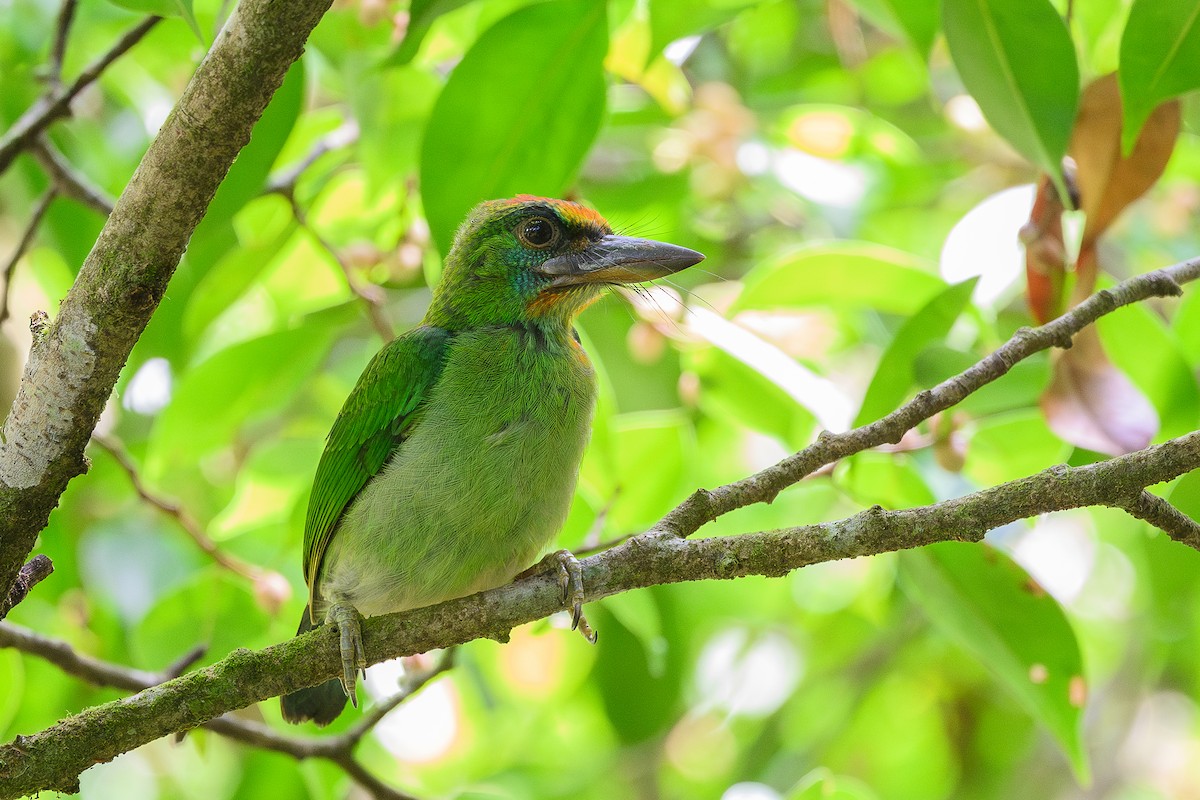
287 195 395 342
265 120 358 196
0 556 54 618
0 621 440 800
47 0 79 87
0 15 160 175
90 435 269 583
656 257 1200 539
31 136 114 215
0 189 57 327
1116 490 1200 550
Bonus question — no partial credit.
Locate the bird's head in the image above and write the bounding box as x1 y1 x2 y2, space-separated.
426 195 704 328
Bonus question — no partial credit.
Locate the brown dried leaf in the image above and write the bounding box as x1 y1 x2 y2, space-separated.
1021 175 1067 324
1070 73 1180 245
1040 326 1159 456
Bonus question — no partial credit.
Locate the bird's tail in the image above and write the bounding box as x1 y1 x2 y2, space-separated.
280 607 348 726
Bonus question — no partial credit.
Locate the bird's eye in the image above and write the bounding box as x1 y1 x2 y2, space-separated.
516 217 558 249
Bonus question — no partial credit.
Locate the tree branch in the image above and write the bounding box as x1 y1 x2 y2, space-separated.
1 427 1196 797
30 136 115 216
90 434 271 584
656 258 1200 538
0 622 444 799
0 0 334 621
0 15 160 175
0 189 56 328
0 556 53 617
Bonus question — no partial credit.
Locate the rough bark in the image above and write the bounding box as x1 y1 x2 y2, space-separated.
0 0 334 618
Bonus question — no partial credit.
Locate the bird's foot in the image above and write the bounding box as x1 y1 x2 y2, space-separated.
330 603 367 706
550 549 597 644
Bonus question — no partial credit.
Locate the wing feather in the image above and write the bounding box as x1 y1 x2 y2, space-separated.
302 325 452 611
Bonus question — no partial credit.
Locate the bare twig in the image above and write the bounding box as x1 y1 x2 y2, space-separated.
1116 490 1200 550
0 189 57 327
89 435 269 583
0 556 53 617
31 137 115 215
47 0 79 87
655 257 1200 539
265 120 359 196
286 194 395 342
2 425 1198 797
0 621 442 800
0 16 160 175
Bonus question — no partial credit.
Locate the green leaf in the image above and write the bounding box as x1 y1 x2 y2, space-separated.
852 0 942 57
899 542 1090 781
104 0 203 42
385 0 476 66
145 322 340 486
787 768 881 800
1119 0 1200 152
942 0 1078 198
419 0 608 256
607 410 693 531
649 0 755 64
855 277 977 425
733 243 945 315
914 346 1050 418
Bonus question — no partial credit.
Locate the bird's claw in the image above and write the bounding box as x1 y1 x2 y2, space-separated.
331 603 367 707
552 550 597 644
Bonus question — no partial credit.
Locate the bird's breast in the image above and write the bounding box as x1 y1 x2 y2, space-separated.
318 324 597 618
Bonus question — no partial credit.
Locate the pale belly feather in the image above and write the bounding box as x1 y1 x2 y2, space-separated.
316 326 596 621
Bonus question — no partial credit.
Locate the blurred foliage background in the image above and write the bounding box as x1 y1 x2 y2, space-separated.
2 0 1200 798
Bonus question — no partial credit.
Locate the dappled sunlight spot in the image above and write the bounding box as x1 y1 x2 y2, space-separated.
498 626 565 699
944 94 988 132
1008 513 1095 604
734 309 838 361
789 557 878 614
740 430 789 472
786 110 855 159
1069 542 1136 621
142 98 173 137
366 660 461 763
721 782 782 800
664 712 737 781
1119 692 1200 796
695 628 803 717
123 357 172 415
664 35 701 65
78 749 157 800
940 184 1033 307
209 480 296 540
686 307 853 432
772 149 868 208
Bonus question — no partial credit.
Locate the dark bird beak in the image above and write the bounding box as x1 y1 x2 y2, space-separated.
538 235 705 289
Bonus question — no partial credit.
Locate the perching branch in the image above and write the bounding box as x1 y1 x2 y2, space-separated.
655 258 1200 539
0 622 445 800
0 0 334 621
1 424 1197 797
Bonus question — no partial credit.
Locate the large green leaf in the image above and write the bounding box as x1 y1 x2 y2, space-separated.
899 542 1090 781
942 0 1078 199
419 0 607 256
855 277 977 425
1119 0 1200 152
733 243 944 315
852 0 942 57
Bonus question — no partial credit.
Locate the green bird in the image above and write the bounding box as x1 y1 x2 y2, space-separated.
281 195 703 725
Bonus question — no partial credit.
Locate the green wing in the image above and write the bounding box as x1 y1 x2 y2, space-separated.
302 325 451 610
